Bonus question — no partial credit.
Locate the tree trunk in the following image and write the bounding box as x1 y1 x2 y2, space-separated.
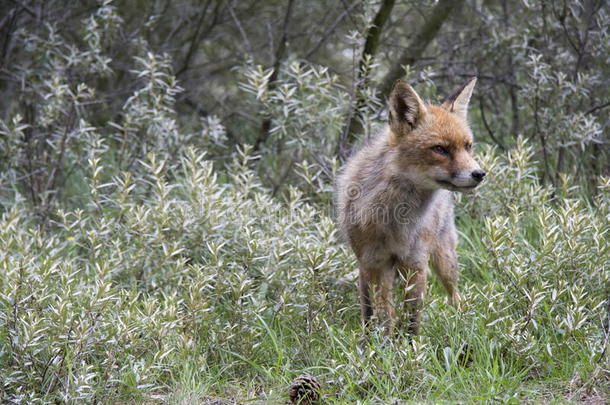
339 0 396 159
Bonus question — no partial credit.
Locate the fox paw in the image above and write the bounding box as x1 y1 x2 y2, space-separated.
449 292 462 310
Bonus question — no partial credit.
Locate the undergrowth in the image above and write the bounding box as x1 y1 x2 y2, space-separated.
1 141 608 404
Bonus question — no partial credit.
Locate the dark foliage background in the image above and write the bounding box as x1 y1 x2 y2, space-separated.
0 0 607 209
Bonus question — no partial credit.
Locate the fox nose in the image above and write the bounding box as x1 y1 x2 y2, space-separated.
471 169 486 181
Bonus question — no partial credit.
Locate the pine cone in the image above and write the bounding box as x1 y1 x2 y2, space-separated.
288 374 321 405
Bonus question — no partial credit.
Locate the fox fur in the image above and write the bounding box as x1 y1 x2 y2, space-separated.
336 78 485 335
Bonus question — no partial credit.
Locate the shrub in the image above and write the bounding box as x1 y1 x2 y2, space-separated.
1 141 608 403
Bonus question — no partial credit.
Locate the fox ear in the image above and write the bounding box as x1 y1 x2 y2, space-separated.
441 77 477 119
388 81 427 134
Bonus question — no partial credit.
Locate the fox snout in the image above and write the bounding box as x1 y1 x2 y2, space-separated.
471 169 486 181
445 165 486 190
454 166 486 184
429 152 486 191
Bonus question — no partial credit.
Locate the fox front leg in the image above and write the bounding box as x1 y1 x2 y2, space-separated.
398 266 428 336
431 233 462 309
358 267 374 325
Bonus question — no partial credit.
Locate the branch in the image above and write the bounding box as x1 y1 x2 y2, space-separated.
478 95 505 151
360 0 396 74
380 0 464 97
338 0 396 159
305 0 361 59
585 100 610 115
176 0 214 77
229 0 254 57
254 0 295 152
340 0 463 159
8 0 36 18
597 294 610 363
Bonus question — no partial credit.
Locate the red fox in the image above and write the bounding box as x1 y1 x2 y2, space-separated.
336 78 485 335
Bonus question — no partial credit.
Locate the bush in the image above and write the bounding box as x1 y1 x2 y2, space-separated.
1 141 608 403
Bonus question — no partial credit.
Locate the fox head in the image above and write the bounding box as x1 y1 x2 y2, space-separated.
387 77 485 192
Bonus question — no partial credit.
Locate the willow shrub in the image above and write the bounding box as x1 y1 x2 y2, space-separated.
1 140 608 403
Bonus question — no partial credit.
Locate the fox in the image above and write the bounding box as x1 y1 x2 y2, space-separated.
336 77 485 335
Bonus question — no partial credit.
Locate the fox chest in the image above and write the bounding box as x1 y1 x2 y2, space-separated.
347 187 451 265
384 213 433 254
354 201 437 265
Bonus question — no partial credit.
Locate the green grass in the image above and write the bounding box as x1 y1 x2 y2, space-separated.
161 297 607 404
159 221 608 404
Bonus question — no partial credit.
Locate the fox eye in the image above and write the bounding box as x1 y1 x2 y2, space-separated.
465 143 473 151
431 145 449 156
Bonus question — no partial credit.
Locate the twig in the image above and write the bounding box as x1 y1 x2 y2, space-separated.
229 0 254 57
8 0 37 18
585 100 610 116
305 0 361 58
176 0 213 76
597 294 610 363
338 0 360 28
478 95 506 151
253 0 295 152
533 82 551 184
339 0 397 160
